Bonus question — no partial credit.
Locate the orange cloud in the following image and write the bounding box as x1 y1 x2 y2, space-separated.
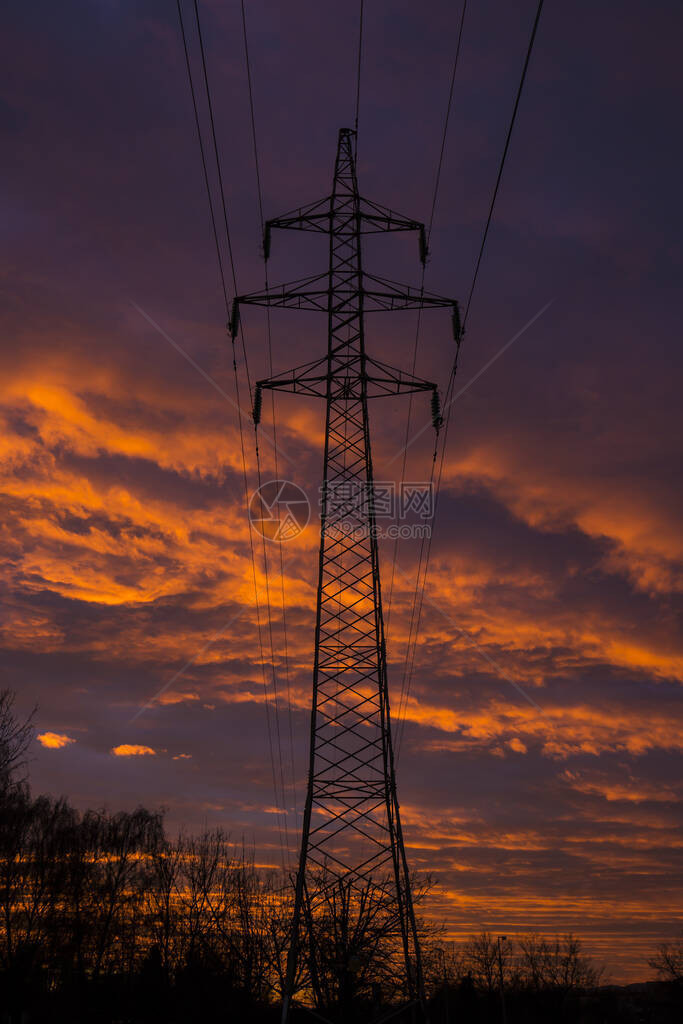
414 559 683 686
447 439 682 597
562 771 680 804
2 367 250 479
111 744 156 757
37 731 74 749
410 696 683 759
157 691 200 706
6 351 678 709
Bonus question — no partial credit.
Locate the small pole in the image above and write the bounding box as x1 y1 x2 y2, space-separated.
497 935 508 1024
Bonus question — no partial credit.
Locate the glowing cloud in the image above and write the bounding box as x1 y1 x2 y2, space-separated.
111 744 156 757
37 731 74 749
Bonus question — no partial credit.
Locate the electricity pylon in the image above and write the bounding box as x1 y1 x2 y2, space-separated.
232 128 459 1023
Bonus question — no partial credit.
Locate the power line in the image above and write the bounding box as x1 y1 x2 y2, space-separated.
241 0 299 855
237 0 291 853
463 0 545 329
241 0 265 231
395 0 546 753
385 0 467 654
354 0 364 139
232 349 290 873
192 0 255 404
176 0 229 315
191 0 239 298
427 0 467 239
176 0 289 870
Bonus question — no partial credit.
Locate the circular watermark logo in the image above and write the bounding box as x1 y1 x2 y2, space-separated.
249 479 310 542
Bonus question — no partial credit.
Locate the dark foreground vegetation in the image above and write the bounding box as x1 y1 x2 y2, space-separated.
1 691 681 1024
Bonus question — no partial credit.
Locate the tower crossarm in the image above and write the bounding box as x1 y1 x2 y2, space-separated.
357 196 429 263
263 195 332 254
253 355 438 405
363 356 438 398
230 272 330 331
264 194 428 261
231 274 460 338
362 272 459 317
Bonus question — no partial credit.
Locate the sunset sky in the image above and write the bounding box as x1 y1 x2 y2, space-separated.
2 0 682 982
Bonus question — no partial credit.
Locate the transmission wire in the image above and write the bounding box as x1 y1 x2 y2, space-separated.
176 0 229 313
354 0 364 140
192 0 254 398
178 0 288 870
191 0 238 296
241 0 299 860
462 0 545 329
395 0 546 753
385 0 467 665
194 0 288 868
192 0 291 862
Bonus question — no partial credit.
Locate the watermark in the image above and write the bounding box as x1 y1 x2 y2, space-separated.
248 479 311 541
330 521 431 540
248 479 433 542
323 480 434 520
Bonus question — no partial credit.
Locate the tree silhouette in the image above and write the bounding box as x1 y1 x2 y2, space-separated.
649 935 683 984
0 692 677 1023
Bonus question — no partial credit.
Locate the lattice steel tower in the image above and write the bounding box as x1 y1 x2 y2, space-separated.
232 129 459 1023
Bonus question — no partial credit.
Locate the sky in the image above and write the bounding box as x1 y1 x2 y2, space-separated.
2 0 682 983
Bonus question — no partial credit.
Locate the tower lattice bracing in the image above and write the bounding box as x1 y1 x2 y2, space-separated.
233 129 459 1023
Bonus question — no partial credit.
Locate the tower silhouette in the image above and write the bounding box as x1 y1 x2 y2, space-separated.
232 129 459 1022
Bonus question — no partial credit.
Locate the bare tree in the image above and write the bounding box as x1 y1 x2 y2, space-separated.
648 935 683 983
518 932 601 991
221 853 281 1001
292 869 434 1017
87 807 163 979
460 932 514 993
0 689 34 789
146 831 183 979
